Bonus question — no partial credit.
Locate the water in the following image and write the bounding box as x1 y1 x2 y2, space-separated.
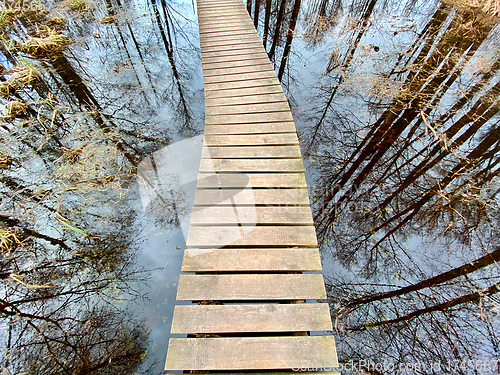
0 0 499 373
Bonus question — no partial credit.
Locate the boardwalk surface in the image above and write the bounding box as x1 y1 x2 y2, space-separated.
164 0 339 372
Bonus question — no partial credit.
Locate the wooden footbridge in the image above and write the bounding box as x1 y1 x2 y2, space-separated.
164 0 339 372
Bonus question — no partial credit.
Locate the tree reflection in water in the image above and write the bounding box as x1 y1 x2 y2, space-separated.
0 0 201 373
251 0 500 371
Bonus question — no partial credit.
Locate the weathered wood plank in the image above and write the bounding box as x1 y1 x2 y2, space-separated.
193 188 310 206
201 43 265 55
199 19 255 28
199 25 257 35
165 336 337 371
171 303 332 333
205 112 294 124
202 145 300 158
204 77 279 91
177 274 325 300
199 158 304 172
201 47 268 60
203 64 273 77
205 92 287 106
201 42 262 55
204 133 298 145
204 71 278 84
201 39 264 50
197 1 245 6
186 226 318 247
182 248 321 271
198 12 249 20
204 85 284 99
199 29 256 39
200 35 263 47
202 57 272 71
205 101 290 115
190 206 313 225
204 122 296 135
202 52 271 65
196 173 307 188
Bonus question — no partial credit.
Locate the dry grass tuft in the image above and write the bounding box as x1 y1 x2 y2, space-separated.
442 0 500 18
0 228 21 258
0 10 20 34
45 17 67 31
0 65 40 97
3 101 29 119
19 29 71 58
100 16 118 24
69 0 89 12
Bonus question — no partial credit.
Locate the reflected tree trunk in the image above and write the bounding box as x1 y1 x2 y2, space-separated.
306 0 378 153
263 0 272 47
268 0 287 62
254 0 260 28
277 0 301 81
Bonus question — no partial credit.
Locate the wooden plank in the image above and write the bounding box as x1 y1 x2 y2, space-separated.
202 52 270 65
200 34 262 45
171 303 332 333
182 248 321 271
190 206 313 225
205 101 289 115
201 39 264 50
201 47 267 59
199 19 254 28
165 336 337 371
205 123 296 134
197 1 245 7
177 274 325 300
197 6 248 12
202 145 300 158
202 57 272 71
206 112 294 124
203 64 272 77
199 159 304 172
205 92 288 106
201 41 263 52
204 80 281 92
196 173 307 188
201 42 263 55
204 71 278 84
201 48 267 63
198 13 249 20
204 133 298 145
193 188 310 206
186 226 318 247
199 25 257 35
199 29 256 39
204 85 284 99
200 34 263 46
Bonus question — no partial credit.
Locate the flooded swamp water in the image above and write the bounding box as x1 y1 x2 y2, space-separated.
0 0 499 373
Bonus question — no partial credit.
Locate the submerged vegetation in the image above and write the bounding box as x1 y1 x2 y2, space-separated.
0 0 201 373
